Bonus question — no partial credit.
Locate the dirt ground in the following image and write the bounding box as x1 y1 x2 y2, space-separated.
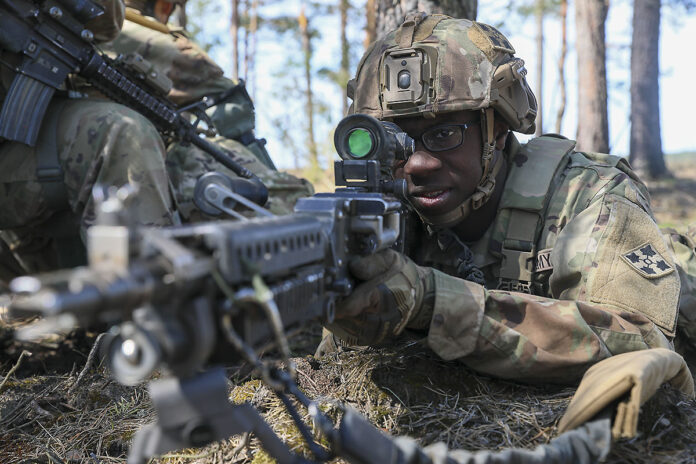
646 154 696 228
1 154 695 464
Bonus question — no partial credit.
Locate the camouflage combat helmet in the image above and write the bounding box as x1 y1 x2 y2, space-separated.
349 13 538 228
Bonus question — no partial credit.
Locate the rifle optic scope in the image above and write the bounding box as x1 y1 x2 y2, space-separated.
334 114 414 163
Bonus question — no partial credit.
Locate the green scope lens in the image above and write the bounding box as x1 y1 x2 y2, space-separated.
347 128 374 158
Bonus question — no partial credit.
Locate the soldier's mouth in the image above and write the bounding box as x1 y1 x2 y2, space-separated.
417 190 446 198
410 189 451 209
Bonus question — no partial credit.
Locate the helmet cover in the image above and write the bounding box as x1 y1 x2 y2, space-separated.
349 14 537 134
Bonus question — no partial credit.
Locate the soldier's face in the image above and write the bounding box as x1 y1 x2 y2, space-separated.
393 110 483 219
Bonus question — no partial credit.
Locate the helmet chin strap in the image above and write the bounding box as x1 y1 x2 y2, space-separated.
415 108 502 229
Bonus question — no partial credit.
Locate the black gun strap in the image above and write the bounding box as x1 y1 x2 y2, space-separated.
34 98 86 268
35 98 69 213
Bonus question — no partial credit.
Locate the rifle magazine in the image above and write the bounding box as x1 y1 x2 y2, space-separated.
0 73 55 146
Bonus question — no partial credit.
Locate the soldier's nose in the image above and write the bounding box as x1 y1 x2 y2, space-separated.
404 150 442 178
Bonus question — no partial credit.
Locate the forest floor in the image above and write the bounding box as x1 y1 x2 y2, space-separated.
1 154 695 464
645 153 696 229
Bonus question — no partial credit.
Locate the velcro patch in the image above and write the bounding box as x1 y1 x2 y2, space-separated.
621 243 674 279
468 22 515 62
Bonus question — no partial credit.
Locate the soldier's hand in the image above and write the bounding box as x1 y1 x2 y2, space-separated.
326 249 433 346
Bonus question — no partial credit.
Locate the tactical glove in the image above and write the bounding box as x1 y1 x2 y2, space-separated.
326 249 435 346
558 348 694 439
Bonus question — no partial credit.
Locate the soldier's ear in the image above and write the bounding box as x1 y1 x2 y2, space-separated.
493 118 509 151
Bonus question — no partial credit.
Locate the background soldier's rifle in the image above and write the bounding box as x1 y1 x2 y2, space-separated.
9 114 418 464
0 0 259 182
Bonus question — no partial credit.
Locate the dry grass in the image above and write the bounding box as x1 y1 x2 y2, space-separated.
2 154 696 463
4 324 696 464
643 154 696 230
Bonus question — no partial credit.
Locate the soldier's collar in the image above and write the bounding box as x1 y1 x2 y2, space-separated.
430 225 498 270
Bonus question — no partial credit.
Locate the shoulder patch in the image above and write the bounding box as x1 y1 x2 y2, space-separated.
587 197 680 336
621 243 674 279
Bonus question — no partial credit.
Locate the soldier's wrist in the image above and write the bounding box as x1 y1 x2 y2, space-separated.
406 268 436 330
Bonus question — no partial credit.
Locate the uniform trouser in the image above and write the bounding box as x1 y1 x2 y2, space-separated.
0 98 176 279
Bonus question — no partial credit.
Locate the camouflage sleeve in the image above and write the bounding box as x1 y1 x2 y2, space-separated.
105 22 256 139
87 0 126 43
425 191 679 384
165 33 230 104
166 136 313 222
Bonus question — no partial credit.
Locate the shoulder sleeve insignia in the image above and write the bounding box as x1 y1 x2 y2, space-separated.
621 242 674 279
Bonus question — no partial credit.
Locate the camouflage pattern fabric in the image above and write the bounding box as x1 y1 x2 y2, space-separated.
0 98 176 275
101 17 272 165
166 137 313 220
326 135 683 384
350 15 536 134
97 17 313 215
0 0 178 276
325 13 690 383
664 226 696 372
417 139 677 383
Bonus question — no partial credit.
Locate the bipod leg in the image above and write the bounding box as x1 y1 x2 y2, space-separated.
127 368 306 464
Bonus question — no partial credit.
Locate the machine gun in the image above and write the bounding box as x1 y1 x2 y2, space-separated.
7 114 613 464
9 114 418 464
0 0 258 182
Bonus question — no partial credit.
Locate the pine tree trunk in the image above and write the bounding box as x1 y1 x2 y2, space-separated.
340 0 349 116
243 0 249 83
365 0 377 47
629 0 669 178
249 0 258 99
555 0 567 134
230 0 239 81
575 0 609 153
534 0 544 136
375 0 477 38
171 4 186 28
299 7 319 171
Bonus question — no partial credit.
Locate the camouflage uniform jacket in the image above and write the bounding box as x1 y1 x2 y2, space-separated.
407 135 679 384
95 15 313 217
100 15 263 155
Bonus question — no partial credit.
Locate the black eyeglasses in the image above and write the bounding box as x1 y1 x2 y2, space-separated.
413 121 481 152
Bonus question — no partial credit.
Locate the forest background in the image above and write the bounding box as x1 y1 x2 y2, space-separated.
175 0 696 190
4 2 696 462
